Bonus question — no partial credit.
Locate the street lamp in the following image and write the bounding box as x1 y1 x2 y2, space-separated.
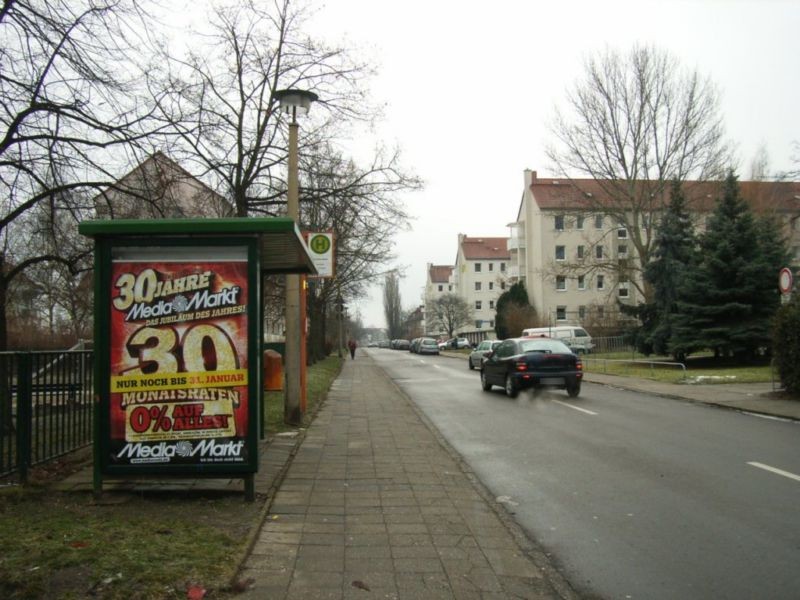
275 88 318 425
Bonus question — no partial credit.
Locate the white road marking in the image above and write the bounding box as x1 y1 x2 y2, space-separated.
747 462 800 483
552 399 597 415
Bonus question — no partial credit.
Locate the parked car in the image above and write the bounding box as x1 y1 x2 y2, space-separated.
409 338 421 353
418 337 440 355
437 339 448 350
395 339 410 350
521 325 594 354
468 339 501 370
480 337 582 398
448 337 471 349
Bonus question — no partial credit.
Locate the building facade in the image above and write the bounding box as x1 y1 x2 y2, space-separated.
452 234 510 335
509 169 800 332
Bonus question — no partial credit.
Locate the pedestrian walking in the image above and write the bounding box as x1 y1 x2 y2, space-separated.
347 339 357 359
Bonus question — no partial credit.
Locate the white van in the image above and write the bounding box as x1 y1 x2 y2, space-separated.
521 326 594 353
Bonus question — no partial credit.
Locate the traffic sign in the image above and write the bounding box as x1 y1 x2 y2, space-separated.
779 267 793 295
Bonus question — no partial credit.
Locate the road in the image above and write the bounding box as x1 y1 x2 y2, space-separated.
365 348 800 600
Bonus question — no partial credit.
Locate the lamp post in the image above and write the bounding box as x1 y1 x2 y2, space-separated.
275 88 318 425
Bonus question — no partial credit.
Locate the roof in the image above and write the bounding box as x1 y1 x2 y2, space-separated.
78 217 316 274
428 265 453 283
94 152 233 219
528 175 800 213
460 236 510 260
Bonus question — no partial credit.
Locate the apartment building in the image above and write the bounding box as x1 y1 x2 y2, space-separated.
509 169 800 331
453 234 510 334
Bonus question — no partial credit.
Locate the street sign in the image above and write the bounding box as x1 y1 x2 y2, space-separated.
305 231 335 278
779 267 793 295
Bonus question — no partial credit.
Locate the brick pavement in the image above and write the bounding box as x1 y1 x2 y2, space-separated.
237 357 572 599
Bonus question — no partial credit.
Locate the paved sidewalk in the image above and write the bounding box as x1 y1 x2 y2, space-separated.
581 372 800 420
237 357 572 600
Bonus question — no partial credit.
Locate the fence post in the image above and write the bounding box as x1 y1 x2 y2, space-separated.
16 353 32 483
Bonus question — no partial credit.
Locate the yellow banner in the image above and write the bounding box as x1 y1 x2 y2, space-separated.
111 369 248 393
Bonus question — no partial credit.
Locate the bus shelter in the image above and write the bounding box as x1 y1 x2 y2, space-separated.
78 218 316 500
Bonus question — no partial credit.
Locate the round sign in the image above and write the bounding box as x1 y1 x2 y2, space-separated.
309 234 331 255
778 267 793 294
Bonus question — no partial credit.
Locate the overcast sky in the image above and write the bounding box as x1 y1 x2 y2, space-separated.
174 0 800 329
301 0 800 329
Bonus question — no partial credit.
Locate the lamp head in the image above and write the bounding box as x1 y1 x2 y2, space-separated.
274 89 319 119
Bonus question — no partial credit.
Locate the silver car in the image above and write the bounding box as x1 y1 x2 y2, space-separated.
468 339 501 370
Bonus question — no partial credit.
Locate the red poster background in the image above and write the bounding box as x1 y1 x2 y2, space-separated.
108 260 249 465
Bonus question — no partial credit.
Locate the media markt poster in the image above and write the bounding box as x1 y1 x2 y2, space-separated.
108 258 249 468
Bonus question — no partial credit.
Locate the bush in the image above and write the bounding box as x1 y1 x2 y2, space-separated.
772 296 800 394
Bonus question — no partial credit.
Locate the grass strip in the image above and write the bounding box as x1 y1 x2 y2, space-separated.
0 354 344 599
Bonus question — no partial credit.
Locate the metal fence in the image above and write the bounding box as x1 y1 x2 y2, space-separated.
0 350 93 481
591 335 634 355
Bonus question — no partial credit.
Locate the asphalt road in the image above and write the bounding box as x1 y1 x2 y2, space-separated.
366 348 800 600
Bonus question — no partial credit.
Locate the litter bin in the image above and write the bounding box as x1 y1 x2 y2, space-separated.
264 349 283 391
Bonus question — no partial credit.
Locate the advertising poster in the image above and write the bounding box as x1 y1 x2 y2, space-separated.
108 256 250 467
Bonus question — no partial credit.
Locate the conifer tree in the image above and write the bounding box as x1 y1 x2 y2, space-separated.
495 281 534 339
643 181 698 355
670 172 786 359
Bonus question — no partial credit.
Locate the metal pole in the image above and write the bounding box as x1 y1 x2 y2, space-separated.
284 115 303 425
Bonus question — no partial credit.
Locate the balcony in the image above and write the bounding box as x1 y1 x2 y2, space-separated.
507 237 526 251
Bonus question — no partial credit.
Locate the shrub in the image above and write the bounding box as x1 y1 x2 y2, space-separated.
772 296 800 394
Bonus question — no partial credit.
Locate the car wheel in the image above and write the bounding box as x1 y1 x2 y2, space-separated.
504 375 519 398
468 359 475 370
480 370 492 391
567 382 581 398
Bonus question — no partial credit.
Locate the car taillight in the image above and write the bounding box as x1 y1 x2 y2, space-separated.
576 359 583 371
515 361 527 372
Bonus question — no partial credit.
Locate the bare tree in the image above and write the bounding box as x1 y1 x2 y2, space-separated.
430 293 472 339
383 271 404 340
150 0 377 217
0 0 160 349
547 44 730 303
302 144 417 359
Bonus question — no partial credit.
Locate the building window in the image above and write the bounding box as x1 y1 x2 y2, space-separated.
597 275 605 290
500 262 506 272
618 244 628 258
489 300 495 309
475 300 482 310
618 287 629 298
577 245 585 259
598 306 605 318
576 215 585 230
556 306 567 321
475 320 483 328
475 263 482 272
500 282 506 290
489 320 494 328
618 228 628 239
448 285 452 291
556 276 566 291
555 215 565 231
475 282 482 291
595 214 604 229
578 305 586 320
489 262 494 271
489 282 494 290
596 245 604 259
578 275 585 290
555 245 566 260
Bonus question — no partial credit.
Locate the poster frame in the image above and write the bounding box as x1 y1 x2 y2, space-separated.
92 235 262 478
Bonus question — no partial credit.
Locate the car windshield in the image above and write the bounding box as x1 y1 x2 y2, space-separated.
518 339 571 354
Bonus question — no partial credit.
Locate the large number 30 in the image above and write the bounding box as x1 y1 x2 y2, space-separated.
122 324 239 375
